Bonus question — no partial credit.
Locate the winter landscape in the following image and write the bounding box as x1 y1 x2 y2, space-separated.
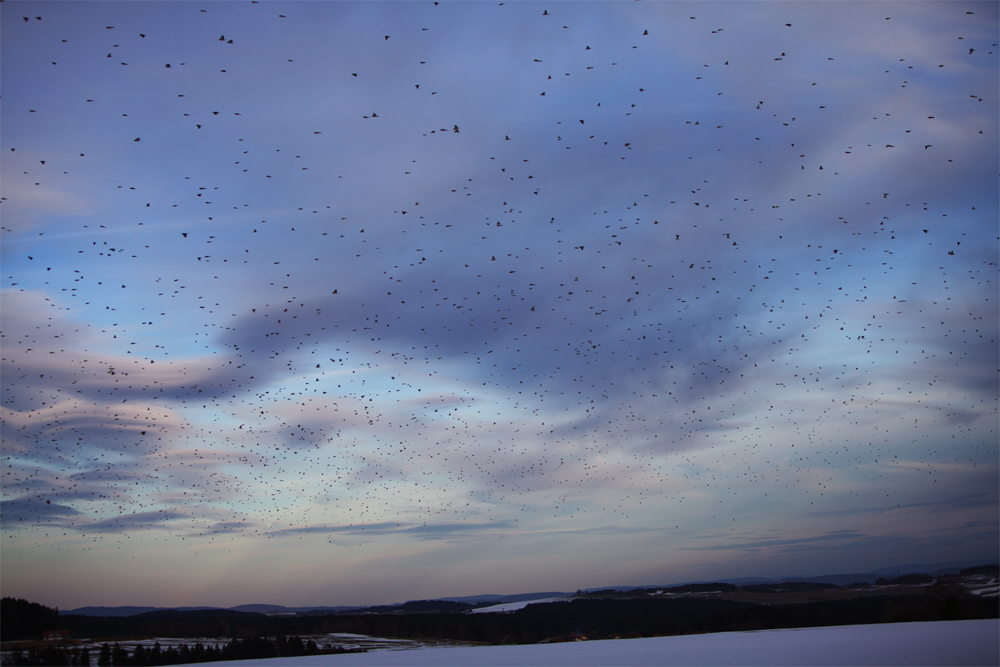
3 564 998 665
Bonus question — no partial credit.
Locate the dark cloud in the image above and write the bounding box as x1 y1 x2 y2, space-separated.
81 509 190 534
265 520 516 541
680 529 865 552
804 492 999 519
1 497 83 526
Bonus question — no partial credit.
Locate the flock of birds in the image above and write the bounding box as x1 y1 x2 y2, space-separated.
2 3 996 572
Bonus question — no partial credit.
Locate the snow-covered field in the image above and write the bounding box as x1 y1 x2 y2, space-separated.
468 596 571 613
211 619 998 666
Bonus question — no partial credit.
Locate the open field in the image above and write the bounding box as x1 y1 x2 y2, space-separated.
205 620 1000 666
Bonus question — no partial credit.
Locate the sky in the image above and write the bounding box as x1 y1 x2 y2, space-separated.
1 1 997 610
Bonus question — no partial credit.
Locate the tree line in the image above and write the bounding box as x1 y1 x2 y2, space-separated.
45 592 998 645
1 599 60 642
1 635 364 666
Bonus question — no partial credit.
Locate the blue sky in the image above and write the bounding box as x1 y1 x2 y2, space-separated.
2 1 997 609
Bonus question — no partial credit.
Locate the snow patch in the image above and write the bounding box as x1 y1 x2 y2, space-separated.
468 596 571 613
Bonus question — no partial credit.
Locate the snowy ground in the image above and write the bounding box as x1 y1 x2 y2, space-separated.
968 577 999 598
468 596 571 613
210 619 998 666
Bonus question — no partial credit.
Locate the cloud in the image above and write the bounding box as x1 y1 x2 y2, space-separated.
1 497 83 527
803 492 999 519
265 520 517 542
680 530 865 553
0 176 95 238
80 509 191 534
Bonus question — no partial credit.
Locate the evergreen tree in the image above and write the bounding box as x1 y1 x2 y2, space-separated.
110 643 129 666
190 643 205 662
161 646 180 665
97 644 111 667
39 646 70 666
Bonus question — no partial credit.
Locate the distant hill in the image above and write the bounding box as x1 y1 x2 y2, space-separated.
61 596 568 616
61 558 998 616
63 606 218 617
871 561 998 576
778 559 1000 587
599 558 1000 592
62 604 362 617
228 604 288 614
229 604 362 614
134 608 264 620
